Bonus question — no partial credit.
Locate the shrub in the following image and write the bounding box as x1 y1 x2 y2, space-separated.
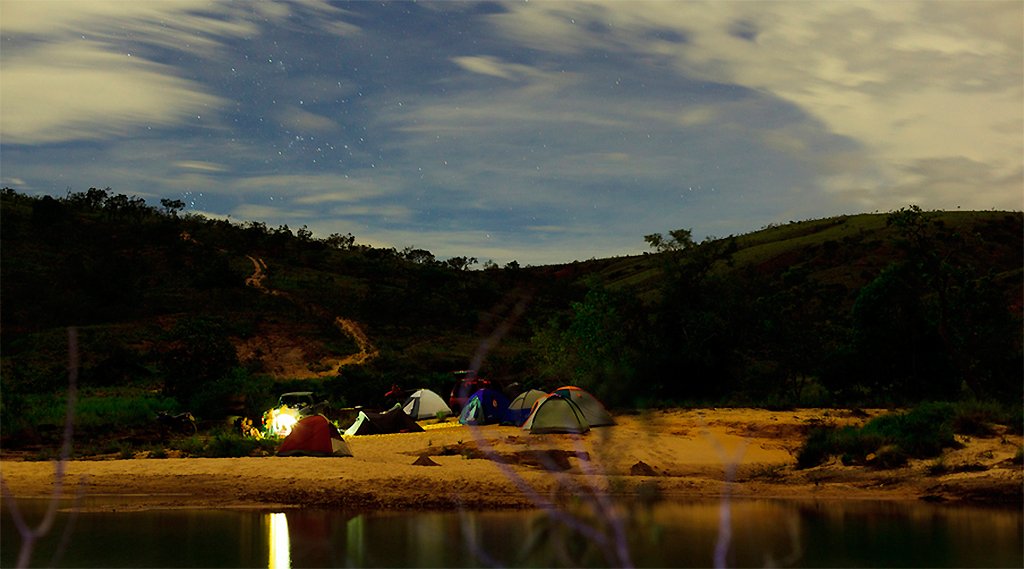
204 432 268 458
860 403 956 458
170 431 276 458
797 403 960 469
869 445 908 469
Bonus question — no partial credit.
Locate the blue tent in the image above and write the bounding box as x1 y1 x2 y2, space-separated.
458 388 511 425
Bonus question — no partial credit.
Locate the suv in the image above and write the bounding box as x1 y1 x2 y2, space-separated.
276 391 329 418
448 371 498 412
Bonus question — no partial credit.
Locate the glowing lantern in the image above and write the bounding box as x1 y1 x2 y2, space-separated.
263 406 301 438
272 411 298 437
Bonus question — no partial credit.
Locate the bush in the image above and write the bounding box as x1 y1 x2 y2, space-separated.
204 432 271 458
860 403 956 458
797 403 960 469
169 431 276 458
951 400 1019 436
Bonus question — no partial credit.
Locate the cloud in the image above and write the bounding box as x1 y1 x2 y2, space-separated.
0 0 354 145
275 106 338 134
0 41 224 144
451 55 553 82
487 1 1024 212
175 161 228 173
228 173 400 200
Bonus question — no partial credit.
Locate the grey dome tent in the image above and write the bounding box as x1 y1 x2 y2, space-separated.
505 389 547 425
521 394 590 434
402 388 452 420
553 386 614 427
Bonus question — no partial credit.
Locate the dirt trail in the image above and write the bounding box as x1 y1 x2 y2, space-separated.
244 255 280 295
243 255 377 377
332 317 378 368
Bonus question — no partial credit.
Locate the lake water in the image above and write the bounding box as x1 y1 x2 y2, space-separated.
2 497 1021 568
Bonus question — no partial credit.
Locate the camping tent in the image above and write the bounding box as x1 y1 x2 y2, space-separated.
458 388 511 425
505 389 547 426
345 406 426 436
277 415 353 457
552 386 615 427
402 388 452 420
521 394 590 434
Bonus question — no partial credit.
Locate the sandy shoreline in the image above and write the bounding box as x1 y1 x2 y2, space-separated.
1 409 1020 512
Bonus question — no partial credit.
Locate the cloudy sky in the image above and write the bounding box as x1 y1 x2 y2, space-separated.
2 1 1021 266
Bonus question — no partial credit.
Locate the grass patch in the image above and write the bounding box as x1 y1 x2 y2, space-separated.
17 390 180 431
169 431 277 458
950 400 1010 437
797 402 964 469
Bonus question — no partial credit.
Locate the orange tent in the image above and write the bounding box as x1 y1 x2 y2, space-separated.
277 415 353 457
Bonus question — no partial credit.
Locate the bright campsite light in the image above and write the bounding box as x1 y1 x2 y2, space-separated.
272 410 298 437
264 406 299 438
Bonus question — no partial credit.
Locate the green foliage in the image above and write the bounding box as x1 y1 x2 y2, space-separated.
189 367 275 420
821 207 1022 403
169 430 276 458
859 403 957 458
532 282 647 406
74 394 180 428
203 431 275 458
2 187 1021 419
796 402 1019 469
161 317 239 404
9 390 179 433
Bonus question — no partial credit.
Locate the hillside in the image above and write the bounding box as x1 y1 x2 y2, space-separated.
1 188 1021 440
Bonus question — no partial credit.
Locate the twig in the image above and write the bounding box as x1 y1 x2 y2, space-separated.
0 328 88 569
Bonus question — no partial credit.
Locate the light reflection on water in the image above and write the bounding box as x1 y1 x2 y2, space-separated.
268 512 289 569
2 497 1021 568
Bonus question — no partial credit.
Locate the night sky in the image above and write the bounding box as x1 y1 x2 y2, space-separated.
2 1 1021 265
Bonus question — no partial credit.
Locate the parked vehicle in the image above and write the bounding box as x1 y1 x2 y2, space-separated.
448 371 499 412
263 392 329 438
276 391 329 417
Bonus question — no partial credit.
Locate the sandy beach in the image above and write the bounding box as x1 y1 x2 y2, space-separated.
1 409 1020 512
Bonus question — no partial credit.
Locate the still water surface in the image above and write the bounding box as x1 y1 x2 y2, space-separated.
2 497 1020 568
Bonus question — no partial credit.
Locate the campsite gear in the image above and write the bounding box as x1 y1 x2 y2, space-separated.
402 388 452 420
521 394 590 434
552 386 615 426
458 388 511 425
344 406 425 436
277 415 353 457
505 389 547 426
156 411 197 435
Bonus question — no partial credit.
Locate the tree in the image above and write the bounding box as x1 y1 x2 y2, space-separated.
643 228 695 253
642 229 742 401
324 232 356 250
822 206 1022 402
161 318 239 407
160 198 186 217
402 247 437 265
445 256 477 271
532 282 647 406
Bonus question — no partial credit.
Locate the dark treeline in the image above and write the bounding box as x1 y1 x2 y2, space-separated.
535 208 1022 408
1 187 1021 437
